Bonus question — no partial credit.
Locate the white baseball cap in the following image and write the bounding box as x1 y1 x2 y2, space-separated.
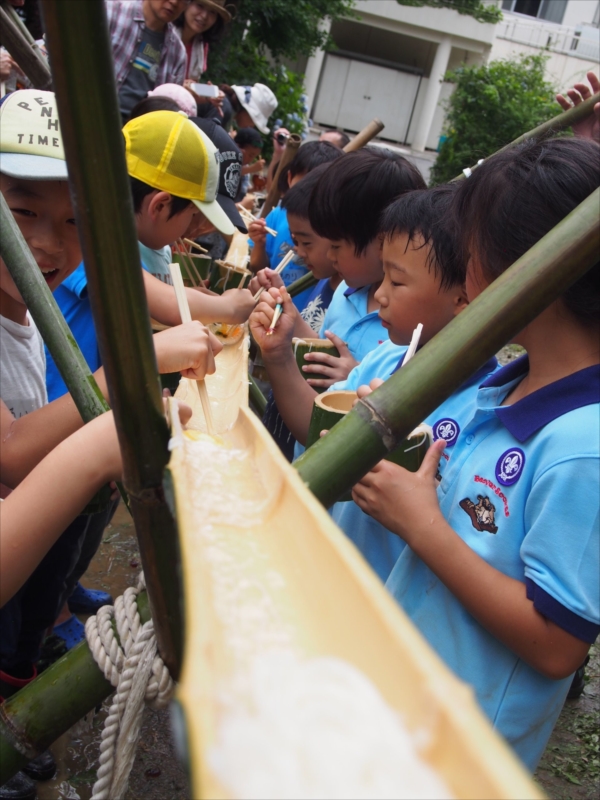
232 83 277 135
0 89 68 180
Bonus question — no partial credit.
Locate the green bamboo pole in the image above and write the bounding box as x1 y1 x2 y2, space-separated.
0 593 150 784
0 1 52 90
454 91 600 180
294 189 600 507
249 374 267 416
0 195 108 421
287 271 318 297
42 0 183 677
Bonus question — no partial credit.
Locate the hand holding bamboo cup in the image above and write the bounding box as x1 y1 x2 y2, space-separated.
168 262 216 435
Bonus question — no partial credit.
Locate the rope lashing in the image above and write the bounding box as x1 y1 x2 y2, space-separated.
85 574 174 800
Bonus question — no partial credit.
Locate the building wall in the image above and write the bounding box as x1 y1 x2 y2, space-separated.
489 36 599 88
562 0 600 27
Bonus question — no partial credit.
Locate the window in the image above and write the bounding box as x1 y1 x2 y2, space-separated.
502 0 567 24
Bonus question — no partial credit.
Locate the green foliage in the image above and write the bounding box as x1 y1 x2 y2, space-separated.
430 54 558 185
396 0 502 24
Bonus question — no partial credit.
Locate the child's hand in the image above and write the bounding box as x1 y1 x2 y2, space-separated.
153 321 222 379
249 287 296 359
352 439 447 542
248 268 285 297
248 219 268 248
302 331 359 389
556 71 600 143
355 378 385 404
219 288 255 323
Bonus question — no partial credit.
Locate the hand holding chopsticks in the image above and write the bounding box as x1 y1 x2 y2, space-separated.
239 205 277 236
253 250 295 302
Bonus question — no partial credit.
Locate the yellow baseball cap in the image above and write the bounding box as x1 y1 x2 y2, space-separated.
123 111 234 236
0 89 68 180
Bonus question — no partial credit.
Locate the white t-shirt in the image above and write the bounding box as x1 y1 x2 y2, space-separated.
0 313 47 418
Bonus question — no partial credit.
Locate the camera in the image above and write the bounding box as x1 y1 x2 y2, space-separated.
275 132 289 145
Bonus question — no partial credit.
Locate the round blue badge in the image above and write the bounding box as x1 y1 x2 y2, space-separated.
433 418 460 446
495 448 526 486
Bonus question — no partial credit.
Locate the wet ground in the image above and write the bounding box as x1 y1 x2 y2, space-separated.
35 345 598 799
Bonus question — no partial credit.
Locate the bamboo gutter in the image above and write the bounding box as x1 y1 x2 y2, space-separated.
295 189 600 507
454 91 600 180
41 0 183 677
0 0 51 90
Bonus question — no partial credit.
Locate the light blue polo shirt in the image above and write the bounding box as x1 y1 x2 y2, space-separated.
386 356 600 770
329 341 499 581
320 281 388 361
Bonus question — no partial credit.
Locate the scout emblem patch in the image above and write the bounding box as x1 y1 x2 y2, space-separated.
432 418 460 446
459 495 498 534
495 448 526 486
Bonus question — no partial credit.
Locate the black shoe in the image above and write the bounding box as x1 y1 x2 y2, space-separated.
21 751 55 782
0 772 36 800
567 655 590 700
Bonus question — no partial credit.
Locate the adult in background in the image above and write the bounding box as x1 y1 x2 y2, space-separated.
106 0 189 122
221 83 278 133
174 0 231 118
320 129 350 149
233 127 265 203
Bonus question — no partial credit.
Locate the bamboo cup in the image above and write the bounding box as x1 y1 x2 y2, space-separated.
343 119 385 152
210 260 252 294
293 337 340 394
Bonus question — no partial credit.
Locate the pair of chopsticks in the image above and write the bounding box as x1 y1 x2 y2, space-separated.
252 249 295 302
176 238 205 288
167 261 216 436
239 205 277 236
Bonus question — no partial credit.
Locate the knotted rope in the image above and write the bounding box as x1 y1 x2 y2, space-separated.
85 574 174 800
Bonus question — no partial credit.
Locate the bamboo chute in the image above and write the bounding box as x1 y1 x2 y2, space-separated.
287 271 319 297
260 133 302 218
343 118 385 152
295 188 600 507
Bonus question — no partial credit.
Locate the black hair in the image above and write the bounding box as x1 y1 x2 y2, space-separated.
308 147 426 254
452 137 600 325
277 140 344 194
281 163 331 220
130 177 192 219
322 129 350 148
173 4 225 44
235 127 263 149
128 96 183 121
380 185 463 290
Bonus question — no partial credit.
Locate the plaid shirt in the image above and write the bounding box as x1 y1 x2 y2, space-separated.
105 0 186 88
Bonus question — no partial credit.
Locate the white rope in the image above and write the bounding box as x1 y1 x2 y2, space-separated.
85 573 175 800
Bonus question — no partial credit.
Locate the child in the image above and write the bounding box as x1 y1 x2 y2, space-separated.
327 186 498 581
353 138 599 770
249 148 426 446
0 90 220 791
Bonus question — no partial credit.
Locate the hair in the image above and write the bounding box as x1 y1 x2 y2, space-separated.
380 185 463 291
281 163 331 220
173 3 225 44
235 127 263 149
452 137 600 325
308 147 426 254
128 96 182 121
130 177 192 219
219 84 241 113
277 140 344 194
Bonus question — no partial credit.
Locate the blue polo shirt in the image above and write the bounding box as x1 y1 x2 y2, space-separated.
329 341 499 581
386 356 600 770
319 281 388 361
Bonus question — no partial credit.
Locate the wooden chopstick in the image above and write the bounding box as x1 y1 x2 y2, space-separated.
239 206 277 236
253 250 295 302
183 237 208 254
167 262 216 435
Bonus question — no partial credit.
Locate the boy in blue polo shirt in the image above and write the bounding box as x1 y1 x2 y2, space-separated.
353 138 599 770
249 148 425 445
328 187 497 580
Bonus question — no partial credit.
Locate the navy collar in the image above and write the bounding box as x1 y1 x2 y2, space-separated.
344 286 361 297
481 355 600 442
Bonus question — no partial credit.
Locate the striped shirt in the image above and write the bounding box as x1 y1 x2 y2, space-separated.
105 0 186 89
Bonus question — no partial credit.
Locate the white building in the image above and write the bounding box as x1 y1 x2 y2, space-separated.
301 0 600 152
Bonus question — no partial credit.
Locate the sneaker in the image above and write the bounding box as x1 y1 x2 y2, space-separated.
53 615 85 650
0 772 36 800
567 655 590 700
21 751 56 782
67 583 113 614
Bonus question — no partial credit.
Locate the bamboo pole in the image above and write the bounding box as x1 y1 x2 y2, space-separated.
0 195 109 421
42 0 183 677
343 118 385 152
287 271 318 298
260 133 302 218
249 374 267 416
0 593 151 785
294 189 600 507
0 1 52 90
454 91 600 180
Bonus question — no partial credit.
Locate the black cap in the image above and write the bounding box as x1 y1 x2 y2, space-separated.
190 117 248 234
235 127 264 149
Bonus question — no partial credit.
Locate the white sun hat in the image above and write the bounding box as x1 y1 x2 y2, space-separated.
231 83 277 135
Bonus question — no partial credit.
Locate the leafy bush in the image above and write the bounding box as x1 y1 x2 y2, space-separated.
430 54 558 185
